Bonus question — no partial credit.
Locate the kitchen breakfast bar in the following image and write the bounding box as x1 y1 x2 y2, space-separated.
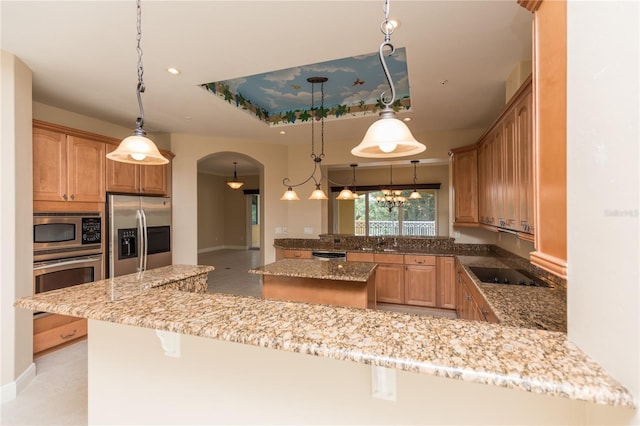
14 263 635 424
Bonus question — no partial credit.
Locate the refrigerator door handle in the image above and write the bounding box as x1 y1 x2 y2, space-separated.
136 209 144 272
141 208 148 272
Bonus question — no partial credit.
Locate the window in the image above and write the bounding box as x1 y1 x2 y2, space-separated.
353 189 437 236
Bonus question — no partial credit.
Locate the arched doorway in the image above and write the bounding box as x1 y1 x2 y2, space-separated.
196 152 263 297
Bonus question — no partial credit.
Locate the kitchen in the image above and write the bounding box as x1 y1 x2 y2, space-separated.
1 1 638 425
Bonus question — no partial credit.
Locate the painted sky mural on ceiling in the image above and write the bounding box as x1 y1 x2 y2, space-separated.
200 47 411 126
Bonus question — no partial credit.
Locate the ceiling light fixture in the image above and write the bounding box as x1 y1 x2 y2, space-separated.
106 0 168 166
167 67 181 75
376 165 406 211
409 160 422 199
351 0 426 159
281 77 330 201
227 162 244 190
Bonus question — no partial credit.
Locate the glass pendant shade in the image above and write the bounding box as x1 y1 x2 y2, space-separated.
352 110 425 158
227 181 244 190
409 190 422 199
336 188 355 200
280 187 300 201
309 185 328 200
106 134 168 165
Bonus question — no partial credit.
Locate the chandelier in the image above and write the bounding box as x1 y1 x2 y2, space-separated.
409 160 422 199
106 0 168 166
281 77 330 201
351 0 426 158
226 162 244 190
376 165 407 211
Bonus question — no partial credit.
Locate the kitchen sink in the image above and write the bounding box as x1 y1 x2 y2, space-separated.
467 266 550 288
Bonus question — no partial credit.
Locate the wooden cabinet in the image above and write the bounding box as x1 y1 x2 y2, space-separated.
524 0 567 277
33 314 87 357
33 126 105 203
106 144 172 196
450 145 478 226
404 255 437 307
516 90 534 235
436 256 456 310
282 249 312 259
455 262 498 323
374 254 405 304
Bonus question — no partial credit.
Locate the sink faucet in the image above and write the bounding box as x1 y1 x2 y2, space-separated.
376 237 386 249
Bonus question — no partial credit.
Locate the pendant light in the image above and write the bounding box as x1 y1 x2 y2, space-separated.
409 160 422 199
336 164 359 200
351 0 426 159
227 162 244 190
281 77 329 201
106 0 168 166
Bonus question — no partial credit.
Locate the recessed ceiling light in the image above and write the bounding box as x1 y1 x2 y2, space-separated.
167 67 181 75
439 79 449 86
403 117 412 122
279 130 286 135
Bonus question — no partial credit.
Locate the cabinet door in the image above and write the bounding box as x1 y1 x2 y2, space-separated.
67 136 105 202
489 127 503 227
140 161 169 195
451 146 478 225
516 90 534 234
33 127 67 201
375 263 404 304
437 256 456 310
347 252 374 262
106 144 140 194
405 264 437 307
502 111 518 229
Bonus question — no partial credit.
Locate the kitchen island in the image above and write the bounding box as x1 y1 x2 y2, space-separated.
14 263 635 424
250 258 377 309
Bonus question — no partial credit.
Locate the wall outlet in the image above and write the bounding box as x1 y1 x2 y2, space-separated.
275 227 282 234
371 366 396 401
282 227 287 234
304 227 313 234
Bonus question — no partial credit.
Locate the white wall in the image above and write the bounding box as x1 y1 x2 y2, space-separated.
566 1 639 423
0 51 34 400
89 319 636 425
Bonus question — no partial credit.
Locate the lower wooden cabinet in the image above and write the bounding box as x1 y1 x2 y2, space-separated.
455 262 498 323
437 256 457 310
404 255 437 307
283 249 313 259
374 254 405 304
34 314 87 357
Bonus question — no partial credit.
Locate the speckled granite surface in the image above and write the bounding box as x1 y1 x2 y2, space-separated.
249 259 376 282
457 256 567 332
14 272 635 408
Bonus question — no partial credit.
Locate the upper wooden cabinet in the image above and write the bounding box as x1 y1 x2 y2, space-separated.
450 145 479 226
106 144 172 196
452 77 534 238
33 125 105 203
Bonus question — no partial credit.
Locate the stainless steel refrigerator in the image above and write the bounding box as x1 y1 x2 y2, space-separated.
107 195 172 277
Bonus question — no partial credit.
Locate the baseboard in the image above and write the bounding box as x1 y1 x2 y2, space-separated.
197 246 224 254
1 362 36 403
198 245 251 254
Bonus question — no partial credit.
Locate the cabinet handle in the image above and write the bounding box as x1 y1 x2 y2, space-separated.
415 260 424 264
294 254 301 258
70 194 75 200
466 295 472 301
63 193 67 200
60 329 77 339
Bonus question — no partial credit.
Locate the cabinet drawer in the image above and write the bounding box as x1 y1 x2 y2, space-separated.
347 252 374 262
404 255 436 266
34 317 87 354
283 250 312 259
373 253 404 264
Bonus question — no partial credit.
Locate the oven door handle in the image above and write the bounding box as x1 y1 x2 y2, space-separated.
136 209 144 273
141 208 148 272
33 255 103 271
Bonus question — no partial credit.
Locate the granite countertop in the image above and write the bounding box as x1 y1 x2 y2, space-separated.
14 270 635 408
457 256 567 332
249 259 377 282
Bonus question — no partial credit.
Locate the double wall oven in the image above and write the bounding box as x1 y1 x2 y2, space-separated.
33 213 104 314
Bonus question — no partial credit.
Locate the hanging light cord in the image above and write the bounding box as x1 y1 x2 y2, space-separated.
134 0 147 136
378 0 396 110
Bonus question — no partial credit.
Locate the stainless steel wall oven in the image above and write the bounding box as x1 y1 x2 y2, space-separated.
33 213 104 310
